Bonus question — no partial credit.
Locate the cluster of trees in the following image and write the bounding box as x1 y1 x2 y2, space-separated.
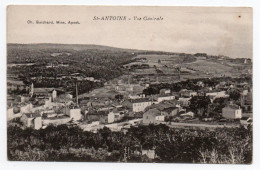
8 124 252 163
7 47 138 95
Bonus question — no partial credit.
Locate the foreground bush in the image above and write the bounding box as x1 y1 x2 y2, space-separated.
7 124 252 163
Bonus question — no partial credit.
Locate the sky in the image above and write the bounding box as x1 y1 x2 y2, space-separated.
7 6 252 58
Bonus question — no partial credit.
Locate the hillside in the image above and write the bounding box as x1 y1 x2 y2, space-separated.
7 43 140 52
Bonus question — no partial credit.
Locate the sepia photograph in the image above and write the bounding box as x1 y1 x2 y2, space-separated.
6 5 253 164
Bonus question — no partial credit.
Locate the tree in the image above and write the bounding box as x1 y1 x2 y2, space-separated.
115 94 124 101
189 96 211 117
229 89 241 101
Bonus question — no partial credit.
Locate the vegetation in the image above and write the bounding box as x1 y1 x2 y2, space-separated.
8 124 252 163
143 76 252 96
7 44 180 95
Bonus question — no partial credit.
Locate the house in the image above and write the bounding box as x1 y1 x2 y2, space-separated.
66 107 82 121
143 108 162 124
156 94 175 103
108 107 127 123
222 104 242 119
123 98 152 113
108 110 124 123
85 109 109 123
85 110 100 122
20 113 42 129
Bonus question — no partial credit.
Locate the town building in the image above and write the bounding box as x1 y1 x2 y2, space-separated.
143 108 162 124
156 94 175 103
65 107 82 121
108 107 128 123
85 109 109 124
20 113 42 129
30 84 57 101
123 98 152 113
222 104 242 119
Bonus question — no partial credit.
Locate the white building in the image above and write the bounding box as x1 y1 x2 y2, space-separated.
68 108 82 121
157 95 175 103
132 100 152 112
222 105 242 119
123 98 152 113
108 111 124 123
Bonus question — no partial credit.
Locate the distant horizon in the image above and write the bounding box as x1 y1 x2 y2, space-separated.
7 43 251 59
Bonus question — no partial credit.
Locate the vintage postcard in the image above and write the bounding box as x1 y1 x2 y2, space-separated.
6 6 252 163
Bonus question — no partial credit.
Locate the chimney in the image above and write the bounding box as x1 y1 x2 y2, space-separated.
76 81 79 107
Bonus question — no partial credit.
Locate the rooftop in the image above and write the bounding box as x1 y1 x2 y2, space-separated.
224 104 241 110
145 108 160 116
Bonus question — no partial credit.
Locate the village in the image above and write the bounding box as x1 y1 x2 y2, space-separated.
7 69 253 133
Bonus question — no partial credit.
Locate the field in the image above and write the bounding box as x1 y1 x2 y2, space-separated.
126 54 251 83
